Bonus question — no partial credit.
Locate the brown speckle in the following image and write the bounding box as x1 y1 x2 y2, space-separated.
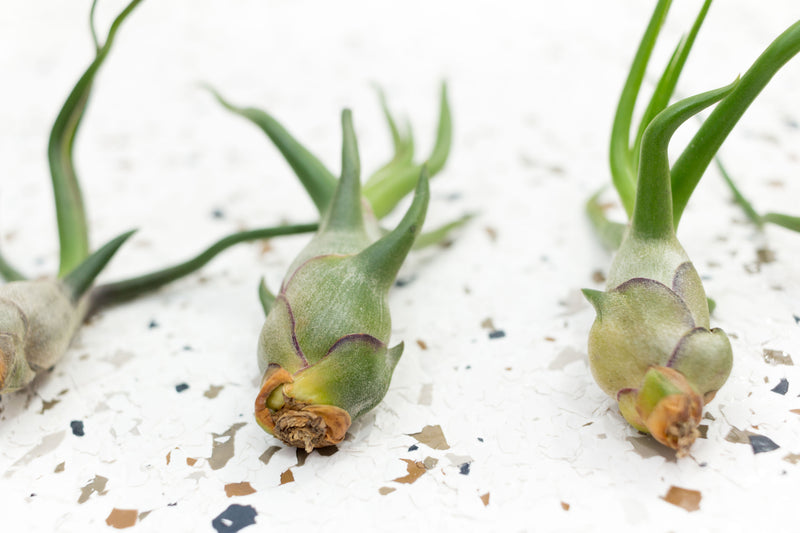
697 425 709 439
280 469 294 485
317 446 339 457
78 475 108 504
485 227 497 242
209 422 247 470
480 318 496 331
661 486 701 512
106 508 138 529
481 493 490 506
763 349 794 366
186 458 197 466
783 453 800 464
756 247 776 265
393 459 427 484
40 398 60 414
725 426 758 444
423 457 438 470
379 487 396 495
544 336 556 342
416 339 428 350
790 409 800 416
166 451 172 465
225 482 256 497
204 385 224 399
591 270 606 284
296 448 309 466
561 502 570 511
54 462 65 473
409 425 450 450
259 446 281 466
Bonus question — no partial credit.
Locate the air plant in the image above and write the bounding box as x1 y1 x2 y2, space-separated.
208 87 457 451
584 0 800 455
0 0 316 394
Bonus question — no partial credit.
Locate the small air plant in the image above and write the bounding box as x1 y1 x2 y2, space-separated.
0 0 316 394
584 0 800 455
209 87 457 451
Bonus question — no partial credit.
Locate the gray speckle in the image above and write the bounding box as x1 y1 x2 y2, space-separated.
749 435 780 454
212 504 257 533
771 378 789 395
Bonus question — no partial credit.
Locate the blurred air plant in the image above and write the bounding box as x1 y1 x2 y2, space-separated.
584 0 800 455
0 0 317 394
209 86 461 451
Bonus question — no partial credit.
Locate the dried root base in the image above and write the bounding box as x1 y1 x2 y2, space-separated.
271 403 351 452
668 421 700 458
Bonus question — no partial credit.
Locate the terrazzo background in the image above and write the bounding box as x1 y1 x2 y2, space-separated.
1 1 800 531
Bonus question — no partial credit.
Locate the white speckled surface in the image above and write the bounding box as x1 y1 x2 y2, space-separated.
2 1 800 531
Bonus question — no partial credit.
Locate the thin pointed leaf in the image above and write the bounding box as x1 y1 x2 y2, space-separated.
363 83 451 219
586 189 626 252
762 212 800 233
633 81 736 240
672 20 800 225
0 248 26 282
319 110 364 234
609 0 672 217
259 277 276 316
88 222 317 313
62 229 136 301
366 90 416 189
89 0 101 52
716 156 763 227
357 168 429 290
412 213 474 250
632 0 711 171
206 86 337 214
49 0 144 277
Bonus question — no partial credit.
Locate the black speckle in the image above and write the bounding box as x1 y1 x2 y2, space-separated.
212 504 257 533
70 420 84 437
749 435 780 454
316 446 339 457
183 345 193 351
148 320 159 329
408 444 419 452
488 330 506 339
29 493 36 497
459 462 471 475
211 208 226 219
465 365 471 370
477 437 484 442
175 383 189 393
168 502 177 507
699 462 708 467
771 378 789 395
394 276 416 288
794 314 800 325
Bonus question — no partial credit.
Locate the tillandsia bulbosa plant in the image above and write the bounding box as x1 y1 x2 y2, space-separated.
207 86 457 451
0 0 316 394
584 0 800 455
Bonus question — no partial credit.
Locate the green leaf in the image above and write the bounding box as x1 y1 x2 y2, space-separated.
357 167 429 291
631 0 711 171
671 19 800 225
50 0 144 277
206 86 337 214
412 213 474 250
585 189 626 252
363 83 451 219
319 110 365 235
88 222 317 312
0 248 26 282
609 0 672 217
62 229 136 301
762 212 800 232
715 157 763 228
259 277 276 316
632 80 736 240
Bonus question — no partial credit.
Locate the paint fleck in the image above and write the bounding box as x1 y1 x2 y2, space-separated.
725 426 758 445
211 208 226 219
418 383 433 406
317 446 339 457
561 502 570 511
591 270 606 284
481 493 490 506
393 459 427 484
661 486 701 512
408 444 419 452
791 409 800 416
697 425 709 439
175 383 189 393
296 448 309 466
106 508 138 529
771 378 789 395
459 463 471 475
148 319 159 329
204 385 224 399
379 487 396 495
762 349 794 366
209 422 247 470
394 276 415 287
409 425 450 450
480 318 496 330
54 462 65 473
749 435 780 454
416 339 428 350
485 226 497 242
40 398 60 414
280 469 294 485
186 457 197 466
258 446 281 466
70 420 85 437
166 451 172 465
5 431 65 476
77 475 108 503
784 453 800 464
423 457 438 470
224 482 256 498
488 330 506 339
627 436 676 461
139 511 152 521
211 504 257 533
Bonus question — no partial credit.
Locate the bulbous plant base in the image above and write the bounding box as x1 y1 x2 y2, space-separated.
254 364 351 452
0 351 7 390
